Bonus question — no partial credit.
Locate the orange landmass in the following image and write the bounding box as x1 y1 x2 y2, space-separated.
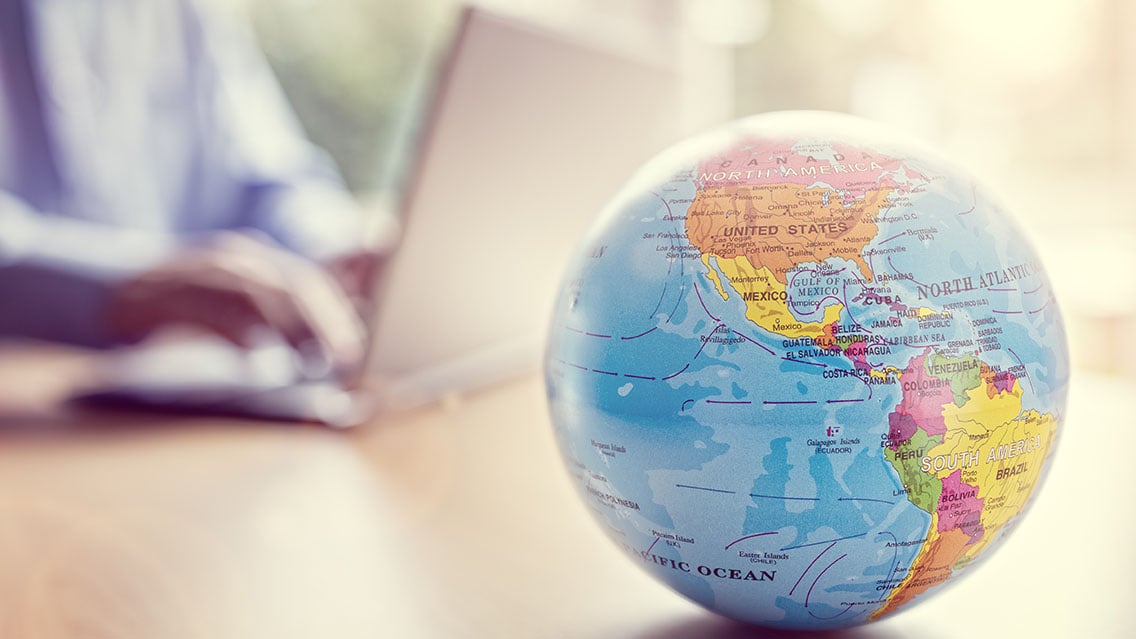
980 362 1018 398
685 182 888 284
815 320 841 351
871 526 970 620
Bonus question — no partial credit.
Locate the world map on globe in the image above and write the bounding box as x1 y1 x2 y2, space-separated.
544 112 1069 629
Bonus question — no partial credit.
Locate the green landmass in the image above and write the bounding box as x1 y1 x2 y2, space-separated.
885 429 943 513
926 352 983 406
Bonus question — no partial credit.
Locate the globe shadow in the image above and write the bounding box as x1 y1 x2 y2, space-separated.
628 613 904 639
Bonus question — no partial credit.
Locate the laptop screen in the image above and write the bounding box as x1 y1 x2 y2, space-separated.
367 6 684 407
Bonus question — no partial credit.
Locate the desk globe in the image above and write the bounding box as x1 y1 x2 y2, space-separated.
544 111 1068 629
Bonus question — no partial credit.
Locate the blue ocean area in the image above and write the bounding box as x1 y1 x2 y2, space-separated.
544 144 1067 629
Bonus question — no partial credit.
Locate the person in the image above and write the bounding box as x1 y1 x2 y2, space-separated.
0 0 392 375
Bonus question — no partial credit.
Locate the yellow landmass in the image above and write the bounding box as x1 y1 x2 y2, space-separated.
942 380 1024 439
701 255 729 301
961 408 1057 561
715 256 843 340
870 523 969 621
871 366 903 382
875 379 1059 618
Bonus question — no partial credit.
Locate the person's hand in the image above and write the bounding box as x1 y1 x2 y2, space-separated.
325 248 382 307
108 232 366 376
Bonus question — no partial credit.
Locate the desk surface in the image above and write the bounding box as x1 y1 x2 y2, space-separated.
0 344 1131 639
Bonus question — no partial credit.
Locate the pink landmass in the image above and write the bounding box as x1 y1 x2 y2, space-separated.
891 351 951 439
936 470 985 544
696 139 925 196
843 338 873 375
983 367 1017 396
887 412 919 451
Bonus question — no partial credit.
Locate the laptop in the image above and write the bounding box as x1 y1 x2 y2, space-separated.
75 5 684 426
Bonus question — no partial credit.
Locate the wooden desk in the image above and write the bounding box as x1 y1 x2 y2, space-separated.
0 344 1131 638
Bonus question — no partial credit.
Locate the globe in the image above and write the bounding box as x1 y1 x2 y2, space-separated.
544 111 1068 630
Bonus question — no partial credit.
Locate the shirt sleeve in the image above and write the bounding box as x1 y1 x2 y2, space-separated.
0 190 178 347
188 0 395 261
0 0 393 348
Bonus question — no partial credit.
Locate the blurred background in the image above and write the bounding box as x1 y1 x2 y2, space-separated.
247 0 1135 380
0 3 1129 636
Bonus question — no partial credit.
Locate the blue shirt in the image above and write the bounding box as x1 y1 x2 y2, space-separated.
0 0 375 346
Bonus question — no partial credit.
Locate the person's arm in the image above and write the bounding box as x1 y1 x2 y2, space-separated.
187 0 396 264
0 0 380 366
0 191 178 347
0 191 365 371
